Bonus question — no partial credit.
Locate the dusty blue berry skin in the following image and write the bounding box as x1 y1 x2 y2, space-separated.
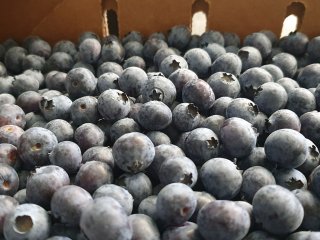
211 52 242 76
118 66 148 98
226 97 259 124
26 165 70 209
16 91 41 114
51 185 92 227
197 200 250 240
4 46 27 74
0 124 24 147
260 64 284 81
11 73 40 97
184 48 211 78
117 172 152 208
209 96 232 117
124 41 143 59
138 195 157 220
113 132 155 173
128 214 160 240
271 52 297 78
3 203 51 240
110 118 141 142
239 67 273 100
287 231 320 240
0 76 14 94
266 109 301 134
17 127 58 168
159 156 198 187
273 168 307 191
207 72 240 99
202 42 226 62
123 56 146 70
0 93 15 106
101 39 125 63
168 25 191 51
184 128 219 165
189 191 215 223
0 163 19 196
65 67 97 100
142 75 176 106
242 230 279 240
97 61 123 77
162 222 204 240
238 46 262 72
297 63 320 88
297 138 320 177
44 52 74 73
122 31 143 45
159 55 188 77
146 131 171 146
80 197 132 240
199 30 225 46
39 95 72 121
241 166 276 202
182 79 215 112
287 87 316 116
243 32 272 59
220 117 257 158
300 111 320 148
97 72 120 93
75 161 113 194
143 38 168 64
156 183 196 226
0 143 20 168
27 38 51 59
280 31 309 57
45 119 74 142
276 77 299 93
307 36 320 62
22 54 45 71
309 165 320 199
93 184 133 215
237 147 274 171
137 101 172 131
49 141 82 174
52 40 77 60
252 185 304 235
0 196 18 234
97 89 131 121
70 96 99 126
78 38 101 64
82 146 114 167
265 128 308 168
200 158 242 200
154 47 177 68
172 103 201 132
74 123 105 152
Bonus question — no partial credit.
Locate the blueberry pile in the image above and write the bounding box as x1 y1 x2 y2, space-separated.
1 25 320 240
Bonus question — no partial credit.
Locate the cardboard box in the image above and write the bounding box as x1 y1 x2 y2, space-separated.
0 0 318 45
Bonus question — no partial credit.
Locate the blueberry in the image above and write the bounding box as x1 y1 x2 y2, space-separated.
238 46 262 72
122 31 143 45
197 200 250 240
207 72 240 99
80 198 132 240
101 39 125 63
73 61 96 75
184 127 219 165
3 203 50 240
209 96 233 117
172 103 201 132
189 191 215 223
27 38 51 59
118 66 148 97
141 75 176 106
113 132 155 173
159 54 188 77
137 101 172 131
184 48 211 78
242 230 279 240
243 32 272 59
45 119 74 142
0 93 15 106
211 52 242 76
96 61 123 77
128 214 160 240
46 236 72 240
70 96 99 126
0 143 20 169
286 231 320 240
297 138 320 177
110 117 141 142
239 67 273 100
97 72 119 93
138 195 157 220
156 183 196 226
241 166 276 202
202 42 226 62
75 161 113 194
220 117 257 158
142 38 168 64
253 82 288 115
39 95 72 121
74 123 105 152
168 68 198 100
168 25 191 51
159 156 198 187
117 172 152 208
0 125 24 147
199 30 225 46
162 222 204 240
79 31 101 44
123 56 146 70
18 127 58 168
145 131 171 146
13 189 27 204
276 77 300 93
280 31 309 57
271 52 297 78
26 165 70 209
182 79 215 112
273 168 307 191
309 165 320 198
82 146 114 167
0 163 19 196
12 74 40 97
252 185 304 235
226 98 259 124
16 91 42 114
0 196 18 234
65 67 97 100
223 32 240 47
52 40 78 61
49 141 82 174
78 38 101 64
153 47 177 68
266 109 301 134
44 52 74 73
51 185 92 226
307 36 320 62
237 147 273 171
300 111 320 148
0 76 14 94
93 184 133 215
22 54 45 71
225 45 240 54
4 46 27 74
286 87 316 116
260 64 284 81
44 71 67 92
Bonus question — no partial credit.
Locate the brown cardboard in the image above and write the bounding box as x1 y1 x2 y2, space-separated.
0 0 319 45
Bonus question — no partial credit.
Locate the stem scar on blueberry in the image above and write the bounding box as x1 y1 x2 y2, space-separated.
248 103 259 115
238 50 249 59
181 173 193 185
149 89 163 101
80 103 86 110
285 177 304 189
206 137 219 148
31 143 42 151
310 145 320 158
221 72 235 82
180 207 190 217
170 60 181 71
14 215 33 233
0 175 10 189
187 104 199 118
118 92 129 104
